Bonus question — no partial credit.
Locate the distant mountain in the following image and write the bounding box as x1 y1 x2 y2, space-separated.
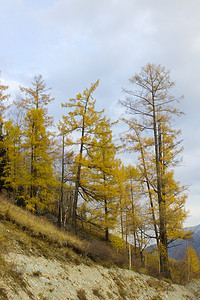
147 224 200 260
168 224 200 260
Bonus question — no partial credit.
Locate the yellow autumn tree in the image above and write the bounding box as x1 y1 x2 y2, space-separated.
0 73 9 122
114 161 130 240
59 80 104 233
19 75 58 211
120 63 188 279
79 116 119 240
0 73 10 192
19 74 54 110
121 120 160 248
186 246 200 281
122 165 144 258
3 120 25 204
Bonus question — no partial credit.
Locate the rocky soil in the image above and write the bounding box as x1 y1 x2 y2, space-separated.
1 251 200 299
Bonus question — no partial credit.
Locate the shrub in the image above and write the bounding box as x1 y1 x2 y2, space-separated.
77 289 87 300
85 240 112 262
0 287 8 299
85 240 128 268
92 288 104 299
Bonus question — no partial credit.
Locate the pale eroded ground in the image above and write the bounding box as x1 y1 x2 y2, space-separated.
1 252 200 300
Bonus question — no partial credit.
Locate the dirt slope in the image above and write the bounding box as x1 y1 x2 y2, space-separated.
1 251 200 300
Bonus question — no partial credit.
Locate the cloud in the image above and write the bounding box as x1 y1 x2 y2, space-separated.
0 0 200 225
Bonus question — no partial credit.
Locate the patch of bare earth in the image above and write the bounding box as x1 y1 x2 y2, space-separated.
2 252 200 300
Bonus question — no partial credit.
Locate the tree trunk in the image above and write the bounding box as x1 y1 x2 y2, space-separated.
120 198 124 240
134 126 160 248
152 98 171 279
104 198 109 241
72 163 81 234
72 108 87 233
58 134 65 228
129 243 132 269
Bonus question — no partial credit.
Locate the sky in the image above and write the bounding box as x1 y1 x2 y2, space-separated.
0 0 200 227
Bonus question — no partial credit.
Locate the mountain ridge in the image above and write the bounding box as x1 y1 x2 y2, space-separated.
168 224 200 260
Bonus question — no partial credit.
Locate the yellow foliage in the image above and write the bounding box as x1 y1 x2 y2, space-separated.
187 246 200 274
110 235 126 251
8 76 59 210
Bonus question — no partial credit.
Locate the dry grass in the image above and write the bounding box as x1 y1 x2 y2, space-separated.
108 272 127 298
0 196 189 286
0 197 129 269
0 286 9 300
1 196 197 298
0 197 84 255
32 270 42 277
77 288 87 300
92 288 104 299
151 296 163 300
146 278 166 291
0 255 28 298
0 197 89 297
85 240 128 268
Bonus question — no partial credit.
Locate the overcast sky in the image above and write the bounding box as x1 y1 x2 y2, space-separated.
0 0 200 227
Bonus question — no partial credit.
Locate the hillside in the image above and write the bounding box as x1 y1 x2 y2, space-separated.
168 224 200 260
0 198 200 299
2 251 200 300
147 224 200 261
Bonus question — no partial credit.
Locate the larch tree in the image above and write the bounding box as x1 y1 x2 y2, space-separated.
120 63 187 279
19 75 58 211
121 120 160 249
186 246 200 281
114 161 130 241
0 75 10 192
56 125 75 229
115 163 149 265
79 116 119 241
123 164 142 256
59 80 103 234
57 129 65 228
19 75 54 110
3 120 25 202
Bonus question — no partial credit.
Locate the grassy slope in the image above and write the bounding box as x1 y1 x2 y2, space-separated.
0 197 200 299
0 196 130 299
0 197 128 270
0 196 94 298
